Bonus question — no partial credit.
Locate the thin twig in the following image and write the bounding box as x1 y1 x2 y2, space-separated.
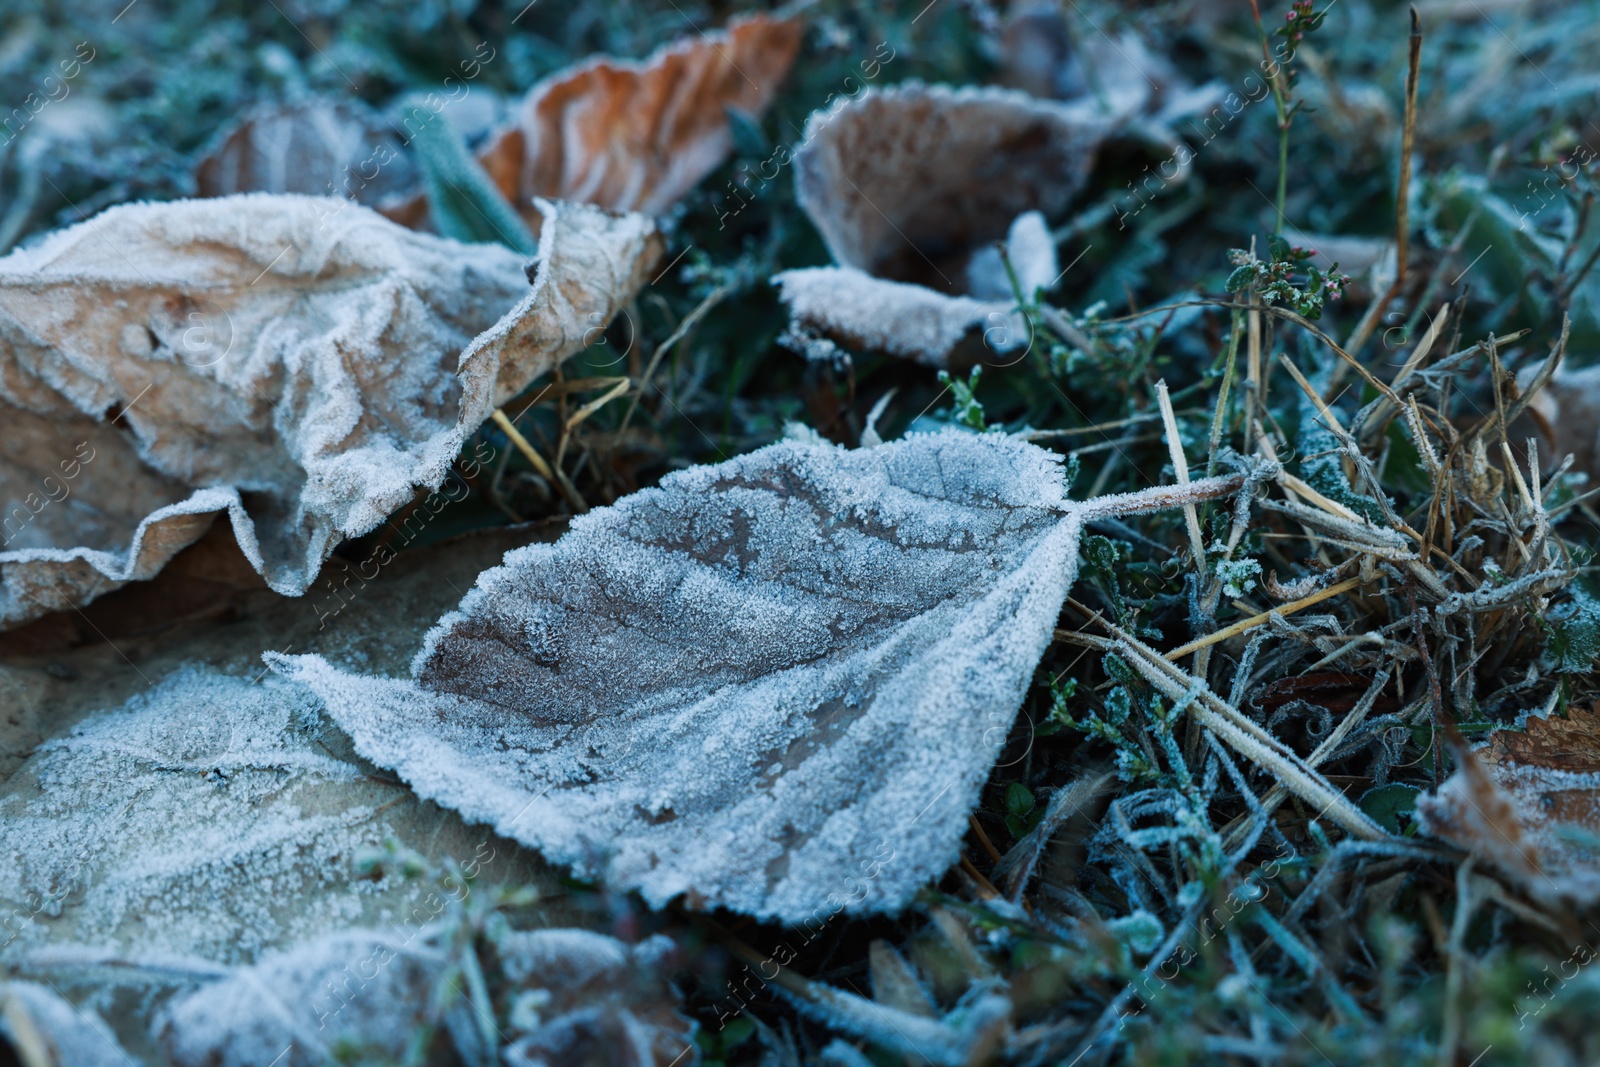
1162 576 1363 661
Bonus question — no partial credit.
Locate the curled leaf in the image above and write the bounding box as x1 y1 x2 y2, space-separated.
397 13 800 230
792 83 1096 286
276 431 1240 921
0 194 659 627
775 84 1103 366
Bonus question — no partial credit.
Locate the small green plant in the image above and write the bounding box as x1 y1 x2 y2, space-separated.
1225 237 1350 319
938 366 987 429
1214 557 1262 598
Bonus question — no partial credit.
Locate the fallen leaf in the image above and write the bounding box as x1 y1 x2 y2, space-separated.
793 83 1096 290
391 13 801 231
193 99 420 212
0 193 659 627
0 522 547 789
776 211 1058 368
154 927 692 1067
0 665 562 973
774 83 1106 366
774 265 1035 369
275 430 1239 921
1418 705 1600 903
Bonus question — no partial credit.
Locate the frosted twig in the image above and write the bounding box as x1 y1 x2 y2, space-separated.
1071 473 1243 520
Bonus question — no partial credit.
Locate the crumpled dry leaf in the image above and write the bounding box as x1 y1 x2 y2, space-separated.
774 83 1108 366
1418 704 1600 903
193 99 420 211
793 83 1097 287
0 193 659 627
398 13 799 230
154 927 693 1067
0 665 559 973
275 430 1235 922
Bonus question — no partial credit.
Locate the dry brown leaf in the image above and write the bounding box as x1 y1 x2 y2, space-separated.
193 99 420 211
0 193 659 628
774 83 1113 366
385 12 800 232
1418 706 1600 903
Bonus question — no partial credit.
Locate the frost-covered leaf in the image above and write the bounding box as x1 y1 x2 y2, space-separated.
792 83 1100 286
396 13 800 229
0 194 659 627
773 266 1035 369
1418 704 1600 903
193 99 420 211
275 431 1237 921
776 212 1057 369
774 84 1105 366
0 666 557 975
153 927 693 1067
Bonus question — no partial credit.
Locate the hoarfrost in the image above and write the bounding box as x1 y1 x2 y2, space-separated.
0 666 553 971
276 430 1240 921
0 193 660 627
156 929 449 1067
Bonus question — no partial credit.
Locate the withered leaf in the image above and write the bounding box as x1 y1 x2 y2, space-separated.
276 431 1236 922
774 83 1106 366
1418 706 1600 903
193 99 420 211
0 194 659 627
395 12 800 231
792 83 1099 287
776 213 1057 368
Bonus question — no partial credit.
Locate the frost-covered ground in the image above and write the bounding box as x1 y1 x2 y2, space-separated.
4 0 1600 1064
